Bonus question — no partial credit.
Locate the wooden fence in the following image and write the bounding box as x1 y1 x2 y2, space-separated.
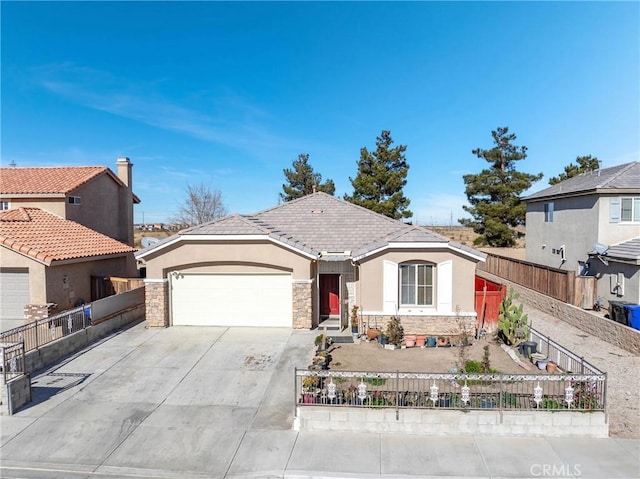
477 254 577 304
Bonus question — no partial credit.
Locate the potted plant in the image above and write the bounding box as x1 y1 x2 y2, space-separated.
415 335 426 347
377 331 389 346
404 335 417 348
386 316 404 348
437 336 450 347
350 305 359 338
301 375 319 403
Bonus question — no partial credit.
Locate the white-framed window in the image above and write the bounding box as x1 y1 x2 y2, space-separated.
68 196 82 205
400 263 434 306
544 202 554 222
611 196 640 223
0 200 9 211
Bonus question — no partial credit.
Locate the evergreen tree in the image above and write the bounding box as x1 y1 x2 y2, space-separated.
344 130 412 220
548 155 600 185
460 127 542 247
280 153 335 201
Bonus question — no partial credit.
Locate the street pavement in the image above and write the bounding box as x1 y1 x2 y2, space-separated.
1 321 638 479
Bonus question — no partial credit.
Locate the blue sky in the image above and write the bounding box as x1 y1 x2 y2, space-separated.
2 1 639 225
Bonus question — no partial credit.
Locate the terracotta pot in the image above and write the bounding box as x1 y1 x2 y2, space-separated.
546 362 558 373
405 335 416 348
367 328 380 340
415 335 426 347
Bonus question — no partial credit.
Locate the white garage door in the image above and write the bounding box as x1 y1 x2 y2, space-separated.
0 269 30 332
170 273 293 327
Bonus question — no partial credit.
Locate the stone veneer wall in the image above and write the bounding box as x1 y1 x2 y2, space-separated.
361 314 476 339
144 280 169 328
478 271 640 355
24 304 57 322
293 281 313 329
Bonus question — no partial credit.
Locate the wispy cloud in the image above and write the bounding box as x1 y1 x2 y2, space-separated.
32 63 299 157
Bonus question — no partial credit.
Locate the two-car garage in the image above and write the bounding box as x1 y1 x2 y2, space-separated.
169 272 293 327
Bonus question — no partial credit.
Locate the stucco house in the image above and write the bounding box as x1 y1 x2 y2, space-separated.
0 207 136 331
523 161 640 307
0 157 140 331
0 157 139 246
136 193 486 334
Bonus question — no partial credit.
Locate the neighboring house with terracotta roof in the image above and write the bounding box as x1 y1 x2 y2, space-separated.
0 207 136 331
523 161 640 307
136 192 486 333
0 157 139 246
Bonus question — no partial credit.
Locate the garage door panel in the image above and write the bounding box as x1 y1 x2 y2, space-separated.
171 273 292 327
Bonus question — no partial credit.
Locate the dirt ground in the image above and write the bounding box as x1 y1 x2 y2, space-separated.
328 335 550 375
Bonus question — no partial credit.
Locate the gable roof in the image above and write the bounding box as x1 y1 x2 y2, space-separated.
138 193 485 262
524 162 640 202
0 207 135 265
0 166 141 203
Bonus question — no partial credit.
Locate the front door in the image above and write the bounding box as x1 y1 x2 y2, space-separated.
320 274 340 316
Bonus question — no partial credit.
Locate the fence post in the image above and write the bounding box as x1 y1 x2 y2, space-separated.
580 357 585 375
395 370 400 420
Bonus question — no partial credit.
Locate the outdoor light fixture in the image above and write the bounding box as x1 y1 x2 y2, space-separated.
461 382 470 405
357 380 367 401
327 379 336 400
534 382 543 407
430 381 439 405
565 384 574 408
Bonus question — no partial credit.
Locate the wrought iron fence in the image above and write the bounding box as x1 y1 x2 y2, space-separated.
295 369 606 412
528 328 603 375
0 305 90 354
1 341 26 383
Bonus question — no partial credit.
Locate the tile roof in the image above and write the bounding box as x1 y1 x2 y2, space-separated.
0 207 135 265
0 166 108 195
138 193 485 261
601 237 640 262
524 162 640 201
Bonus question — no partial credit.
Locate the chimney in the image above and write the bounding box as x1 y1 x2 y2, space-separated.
116 157 135 248
116 156 132 188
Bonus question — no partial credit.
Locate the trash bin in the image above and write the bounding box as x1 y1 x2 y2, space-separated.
624 304 640 331
521 341 538 359
609 300 631 325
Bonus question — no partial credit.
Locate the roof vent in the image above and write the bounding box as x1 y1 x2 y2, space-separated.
311 209 324 214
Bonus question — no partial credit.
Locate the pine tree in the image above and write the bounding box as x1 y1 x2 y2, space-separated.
344 130 412 220
280 153 335 202
549 155 600 185
460 127 542 247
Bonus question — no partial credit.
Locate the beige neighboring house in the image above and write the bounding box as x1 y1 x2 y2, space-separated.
0 208 136 332
0 157 140 331
0 157 139 246
136 193 486 334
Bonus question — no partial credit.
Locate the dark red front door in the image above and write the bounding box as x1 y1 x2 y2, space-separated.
320 274 340 316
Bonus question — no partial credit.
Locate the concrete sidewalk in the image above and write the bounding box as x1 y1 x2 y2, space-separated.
1 321 638 479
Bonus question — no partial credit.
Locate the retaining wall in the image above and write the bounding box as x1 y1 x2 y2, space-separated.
295 406 609 438
477 271 640 355
1 374 31 415
24 304 144 374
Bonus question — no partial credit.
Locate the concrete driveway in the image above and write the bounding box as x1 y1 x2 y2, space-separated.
1 321 639 479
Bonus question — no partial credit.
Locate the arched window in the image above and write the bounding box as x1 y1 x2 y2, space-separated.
399 262 434 306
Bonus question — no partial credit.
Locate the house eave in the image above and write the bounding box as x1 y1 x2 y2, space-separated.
135 234 317 261
525 187 640 203
353 242 485 262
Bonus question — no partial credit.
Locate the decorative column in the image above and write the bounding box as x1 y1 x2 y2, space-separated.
144 279 169 328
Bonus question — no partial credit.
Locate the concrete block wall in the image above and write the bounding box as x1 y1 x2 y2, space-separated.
478 271 640 355
0 374 32 415
362 314 476 339
295 407 609 438
24 305 144 374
